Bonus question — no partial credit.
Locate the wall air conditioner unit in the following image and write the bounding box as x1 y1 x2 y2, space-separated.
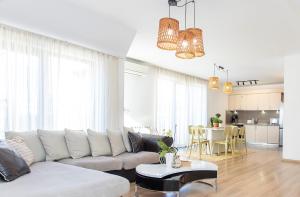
124 61 148 77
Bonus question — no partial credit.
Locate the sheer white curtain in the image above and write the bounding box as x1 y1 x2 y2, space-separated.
0 24 122 139
155 68 207 147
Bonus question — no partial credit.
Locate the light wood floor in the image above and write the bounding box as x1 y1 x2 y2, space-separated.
124 147 300 197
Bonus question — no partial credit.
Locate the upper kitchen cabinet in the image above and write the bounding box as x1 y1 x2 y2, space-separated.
257 93 270 110
245 94 258 110
228 92 281 110
268 93 281 110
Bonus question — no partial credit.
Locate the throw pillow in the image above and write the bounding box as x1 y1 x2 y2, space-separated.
37 129 70 161
5 131 46 163
65 129 91 159
87 129 112 156
6 137 34 166
128 132 144 153
0 141 31 182
123 127 133 152
107 130 126 156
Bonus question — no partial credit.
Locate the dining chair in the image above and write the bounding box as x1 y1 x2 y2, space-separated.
188 126 211 159
212 126 236 157
236 126 247 154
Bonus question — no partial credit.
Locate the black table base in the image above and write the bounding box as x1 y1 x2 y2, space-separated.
135 170 217 196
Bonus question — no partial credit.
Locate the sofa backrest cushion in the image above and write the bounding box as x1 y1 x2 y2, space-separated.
37 130 70 161
142 134 174 153
107 130 126 156
0 141 31 182
123 127 133 152
6 137 34 166
5 131 46 163
65 129 91 159
87 129 112 156
128 132 143 153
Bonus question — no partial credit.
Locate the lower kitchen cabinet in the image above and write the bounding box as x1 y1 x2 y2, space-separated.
267 126 280 144
255 126 268 143
245 125 279 144
245 125 256 143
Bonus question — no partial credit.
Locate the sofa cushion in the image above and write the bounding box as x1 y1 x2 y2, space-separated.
116 151 160 170
87 129 112 156
5 131 46 163
142 134 173 153
65 129 91 159
128 132 143 153
0 141 31 182
122 127 133 152
6 137 34 166
107 130 126 156
38 130 70 161
58 156 123 172
0 161 130 197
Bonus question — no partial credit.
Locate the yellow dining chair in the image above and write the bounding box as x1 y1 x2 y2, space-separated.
236 126 247 154
212 126 236 157
188 126 211 159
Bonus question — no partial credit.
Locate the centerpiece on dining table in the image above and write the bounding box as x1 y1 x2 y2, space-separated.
210 113 223 128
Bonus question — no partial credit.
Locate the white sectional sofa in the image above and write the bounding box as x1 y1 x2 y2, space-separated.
1 130 172 197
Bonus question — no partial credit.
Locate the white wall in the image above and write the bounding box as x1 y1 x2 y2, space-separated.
207 89 228 126
283 54 300 161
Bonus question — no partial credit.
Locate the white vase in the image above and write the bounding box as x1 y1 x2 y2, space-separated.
165 153 174 168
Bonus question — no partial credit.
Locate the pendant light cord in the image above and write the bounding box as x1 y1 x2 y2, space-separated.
185 0 187 29
193 1 196 28
169 4 171 18
226 70 229 82
214 63 216 76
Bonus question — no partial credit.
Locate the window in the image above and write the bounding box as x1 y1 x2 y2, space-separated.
0 24 120 138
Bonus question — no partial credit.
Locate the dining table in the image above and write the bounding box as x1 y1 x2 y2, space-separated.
205 127 226 155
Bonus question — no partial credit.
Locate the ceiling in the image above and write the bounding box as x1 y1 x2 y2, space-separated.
1 0 300 84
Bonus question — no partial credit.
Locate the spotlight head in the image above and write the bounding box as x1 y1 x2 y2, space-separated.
168 0 177 6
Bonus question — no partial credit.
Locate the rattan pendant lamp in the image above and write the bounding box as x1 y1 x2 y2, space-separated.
176 0 195 59
157 0 205 59
223 70 233 94
208 64 220 90
157 4 179 50
187 1 205 57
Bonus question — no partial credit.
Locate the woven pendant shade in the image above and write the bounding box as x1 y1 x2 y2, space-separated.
157 17 179 50
187 28 205 57
175 30 195 59
208 77 220 90
223 82 233 94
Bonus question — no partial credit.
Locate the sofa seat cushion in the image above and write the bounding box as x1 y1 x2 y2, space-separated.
0 162 129 197
116 151 160 170
58 156 123 171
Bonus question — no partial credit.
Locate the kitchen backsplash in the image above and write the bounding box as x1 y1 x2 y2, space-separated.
226 110 280 124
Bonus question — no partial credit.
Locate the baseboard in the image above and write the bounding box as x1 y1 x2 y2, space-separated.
282 159 300 163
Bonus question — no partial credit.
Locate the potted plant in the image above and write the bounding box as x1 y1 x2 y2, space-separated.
157 140 178 168
210 113 223 128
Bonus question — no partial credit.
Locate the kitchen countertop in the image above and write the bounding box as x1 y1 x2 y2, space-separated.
242 123 280 126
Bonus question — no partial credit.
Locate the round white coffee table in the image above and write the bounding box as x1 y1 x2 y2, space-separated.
135 160 218 197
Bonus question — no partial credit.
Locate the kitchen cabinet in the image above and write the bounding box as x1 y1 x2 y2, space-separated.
245 125 279 144
245 125 256 143
245 94 258 110
257 94 270 110
254 126 268 143
228 92 281 111
267 126 279 144
268 93 281 110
